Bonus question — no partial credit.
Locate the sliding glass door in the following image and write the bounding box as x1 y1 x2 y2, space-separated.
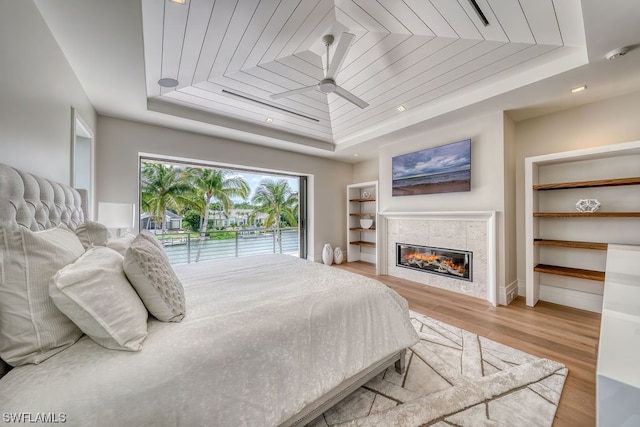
138 156 307 264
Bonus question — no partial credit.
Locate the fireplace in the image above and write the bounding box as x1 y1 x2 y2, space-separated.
396 243 472 282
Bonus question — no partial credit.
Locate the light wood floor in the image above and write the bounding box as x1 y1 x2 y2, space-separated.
334 261 601 427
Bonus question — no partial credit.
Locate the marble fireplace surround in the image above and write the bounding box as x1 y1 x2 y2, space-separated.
377 212 497 306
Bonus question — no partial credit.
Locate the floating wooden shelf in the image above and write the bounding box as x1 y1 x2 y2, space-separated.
349 212 376 217
349 241 376 248
534 264 605 282
534 239 608 250
533 176 640 190
349 228 376 232
533 212 640 218
349 198 376 202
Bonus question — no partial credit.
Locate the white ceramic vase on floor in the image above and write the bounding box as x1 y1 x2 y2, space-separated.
334 247 343 265
322 243 333 265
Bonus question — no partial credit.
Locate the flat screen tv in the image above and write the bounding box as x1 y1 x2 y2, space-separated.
392 139 471 196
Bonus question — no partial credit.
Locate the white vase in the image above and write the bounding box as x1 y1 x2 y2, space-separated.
322 243 333 265
334 247 344 265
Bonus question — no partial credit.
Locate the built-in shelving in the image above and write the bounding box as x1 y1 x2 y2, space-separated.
347 181 378 268
533 212 640 218
534 239 608 250
349 241 376 248
525 140 640 312
533 176 640 190
534 264 605 282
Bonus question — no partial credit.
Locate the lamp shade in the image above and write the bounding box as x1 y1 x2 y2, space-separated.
98 203 135 229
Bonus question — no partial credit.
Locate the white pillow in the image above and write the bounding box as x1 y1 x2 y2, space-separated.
49 246 148 351
0 224 85 366
74 220 109 249
105 233 136 256
124 233 186 322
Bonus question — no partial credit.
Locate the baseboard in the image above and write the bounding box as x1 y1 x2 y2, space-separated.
499 280 519 305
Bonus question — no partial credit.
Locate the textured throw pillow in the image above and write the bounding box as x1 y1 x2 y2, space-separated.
0 224 85 366
124 233 186 322
49 246 148 351
105 233 136 256
74 220 109 249
138 230 164 251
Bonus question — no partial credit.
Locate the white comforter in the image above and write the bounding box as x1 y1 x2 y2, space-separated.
0 255 418 426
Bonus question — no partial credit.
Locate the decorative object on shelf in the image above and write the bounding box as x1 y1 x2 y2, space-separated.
322 243 333 265
359 216 374 229
575 198 601 213
334 247 344 264
362 191 371 199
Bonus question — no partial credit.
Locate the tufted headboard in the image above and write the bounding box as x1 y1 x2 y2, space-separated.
0 163 87 230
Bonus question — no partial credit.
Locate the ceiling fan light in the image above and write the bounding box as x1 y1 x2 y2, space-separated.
319 79 336 94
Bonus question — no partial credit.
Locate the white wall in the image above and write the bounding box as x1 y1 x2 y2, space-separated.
0 1 96 184
378 112 505 213
95 116 353 261
353 158 378 184
503 114 518 299
514 90 640 290
375 111 512 302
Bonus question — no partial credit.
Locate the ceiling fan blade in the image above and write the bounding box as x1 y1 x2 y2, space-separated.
334 86 369 109
270 85 317 100
326 32 355 79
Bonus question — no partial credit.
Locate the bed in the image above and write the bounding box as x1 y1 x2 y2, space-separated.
0 162 419 426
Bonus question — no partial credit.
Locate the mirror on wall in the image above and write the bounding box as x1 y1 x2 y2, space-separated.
71 107 95 218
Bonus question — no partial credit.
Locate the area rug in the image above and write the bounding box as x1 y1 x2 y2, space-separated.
309 311 567 427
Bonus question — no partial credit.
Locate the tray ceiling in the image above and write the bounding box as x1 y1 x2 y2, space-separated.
143 0 585 150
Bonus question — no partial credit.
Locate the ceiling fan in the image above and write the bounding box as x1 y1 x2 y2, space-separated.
270 32 369 109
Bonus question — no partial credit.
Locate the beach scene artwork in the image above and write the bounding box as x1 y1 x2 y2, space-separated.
392 139 471 196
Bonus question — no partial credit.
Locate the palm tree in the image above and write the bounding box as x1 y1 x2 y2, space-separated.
140 162 192 235
251 179 298 253
183 167 249 261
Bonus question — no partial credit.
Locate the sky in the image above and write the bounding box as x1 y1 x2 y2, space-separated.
392 139 471 180
230 171 299 202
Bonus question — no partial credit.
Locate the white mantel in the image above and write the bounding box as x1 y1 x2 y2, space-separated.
377 211 497 306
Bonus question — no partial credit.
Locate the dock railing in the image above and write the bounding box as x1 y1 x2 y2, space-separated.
155 227 299 264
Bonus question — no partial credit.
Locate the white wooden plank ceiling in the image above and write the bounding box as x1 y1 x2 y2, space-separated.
142 0 584 148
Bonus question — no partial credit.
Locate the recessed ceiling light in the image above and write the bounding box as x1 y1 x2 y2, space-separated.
265 117 273 124
158 78 179 88
570 85 587 93
353 153 359 157
169 0 186 4
396 105 406 112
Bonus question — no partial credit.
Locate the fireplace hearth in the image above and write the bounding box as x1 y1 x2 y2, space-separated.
396 243 472 282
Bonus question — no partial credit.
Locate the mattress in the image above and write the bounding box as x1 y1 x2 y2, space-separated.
0 254 418 426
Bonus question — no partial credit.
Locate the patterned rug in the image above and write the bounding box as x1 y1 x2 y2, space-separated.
309 311 567 427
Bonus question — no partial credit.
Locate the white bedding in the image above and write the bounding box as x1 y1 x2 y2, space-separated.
0 254 418 426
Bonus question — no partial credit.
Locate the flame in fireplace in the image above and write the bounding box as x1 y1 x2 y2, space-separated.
405 253 440 263
441 258 466 275
403 251 467 277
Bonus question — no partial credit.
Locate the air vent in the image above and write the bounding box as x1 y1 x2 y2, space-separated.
221 90 320 122
468 0 489 26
